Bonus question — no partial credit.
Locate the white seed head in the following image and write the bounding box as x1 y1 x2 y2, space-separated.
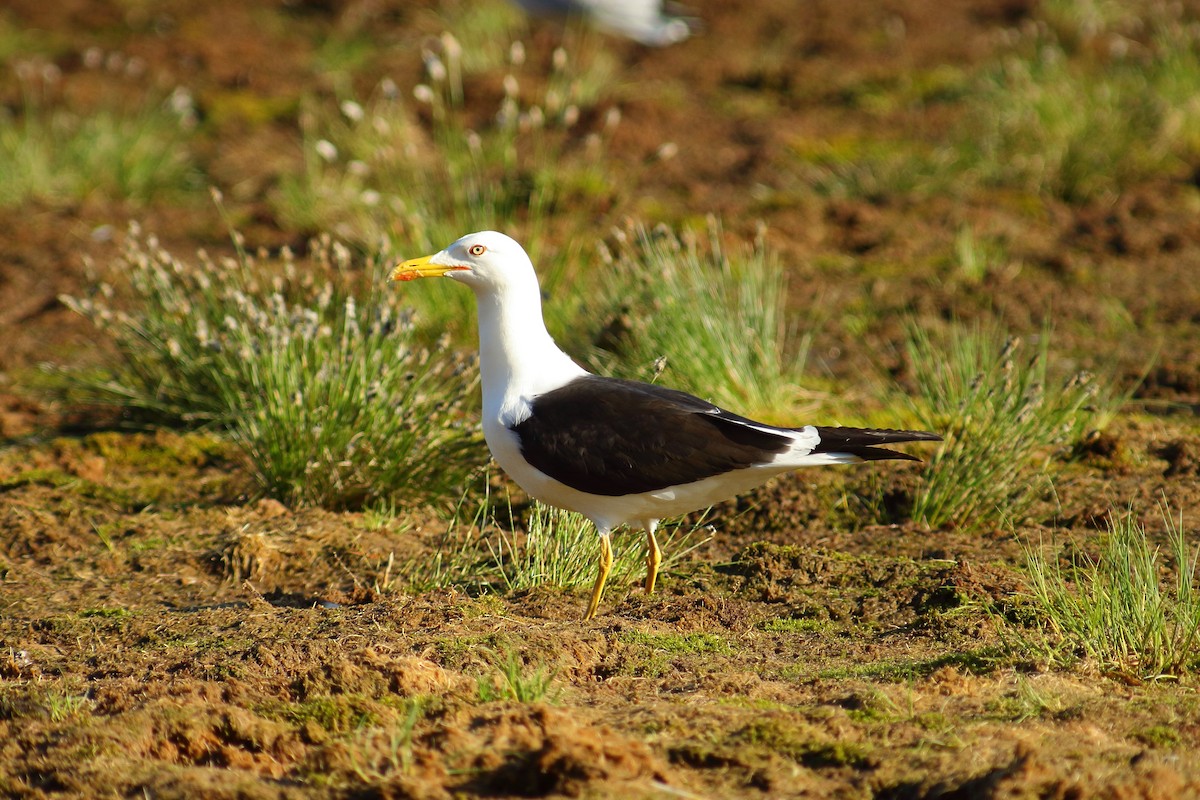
423 50 447 83
413 84 435 105
440 32 462 61
340 100 365 122
315 139 338 162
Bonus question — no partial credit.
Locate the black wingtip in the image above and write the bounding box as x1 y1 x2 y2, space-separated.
811 426 942 462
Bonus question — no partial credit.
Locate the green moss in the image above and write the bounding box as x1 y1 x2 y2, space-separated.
758 617 831 634
433 634 498 668
256 695 380 734
82 431 229 471
914 711 953 733
736 718 874 768
820 649 1001 682
0 468 75 490
460 593 507 620
79 607 131 620
1132 724 1182 749
204 90 299 127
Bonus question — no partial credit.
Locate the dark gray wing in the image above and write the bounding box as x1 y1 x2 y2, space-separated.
510 375 792 496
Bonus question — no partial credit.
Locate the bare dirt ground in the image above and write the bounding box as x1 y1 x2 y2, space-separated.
3 0 1200 798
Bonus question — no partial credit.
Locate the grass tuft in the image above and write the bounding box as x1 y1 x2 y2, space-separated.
1021 502 1200 680
594 221 816 423
490 499 713 593
401 472 713 595
960 15 1200 201
0 70 198 208
476 647 558 703
903 323 1116 530
273 31 617 255
59 226 482 510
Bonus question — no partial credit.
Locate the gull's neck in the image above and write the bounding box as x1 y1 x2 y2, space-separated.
474 284 586 416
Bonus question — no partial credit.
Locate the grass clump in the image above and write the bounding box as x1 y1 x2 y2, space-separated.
903 323 1112 530
274 31 618 255
0 68 198 208
59 223 481 510
476 647 558 703
490 499 712 593
960 13 1200 202
1021 503 1200 680
274 36 620 344
595 221 815 423
405 473 712 594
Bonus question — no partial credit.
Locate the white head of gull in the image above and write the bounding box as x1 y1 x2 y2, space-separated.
392 231 941 619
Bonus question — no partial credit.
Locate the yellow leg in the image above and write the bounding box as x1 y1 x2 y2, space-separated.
644 524 662 594
584 531 613 621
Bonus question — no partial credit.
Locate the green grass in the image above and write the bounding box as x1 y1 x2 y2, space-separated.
490 498 713 592
44 691 93 723
958 13 1200 201
984 676 1064 722
272 35 622 347
1021 503 1200 680
950 226 1012 285
272 26 618 256
786 133 957 202
404 473 713 594
59 225 482 510
476 647 558 703
337 699 429 783
0 76 199 208
594 221 816 423
902 323 1117 530
779 7 1200 205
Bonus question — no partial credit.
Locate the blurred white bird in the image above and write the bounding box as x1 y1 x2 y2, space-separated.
509 0 695 46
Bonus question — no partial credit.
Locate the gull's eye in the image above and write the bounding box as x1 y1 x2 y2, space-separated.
468 244 487 256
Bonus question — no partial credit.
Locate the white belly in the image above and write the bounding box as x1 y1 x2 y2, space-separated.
482 416 793 531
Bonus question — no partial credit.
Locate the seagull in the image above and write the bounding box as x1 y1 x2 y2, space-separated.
508 0 694 47
391 231 941 619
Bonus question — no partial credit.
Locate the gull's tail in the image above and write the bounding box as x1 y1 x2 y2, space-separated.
810 427 943 463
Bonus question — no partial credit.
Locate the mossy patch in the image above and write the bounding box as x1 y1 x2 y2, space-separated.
820 649 1002 682
734 717 875 769
727 542 961 627
256 695 381 735
758 616 833 634
1132 724 1182 749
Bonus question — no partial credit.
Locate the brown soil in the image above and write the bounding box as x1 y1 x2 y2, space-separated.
3 0 1200 798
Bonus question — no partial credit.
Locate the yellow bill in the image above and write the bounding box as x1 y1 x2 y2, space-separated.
389 253 466 282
